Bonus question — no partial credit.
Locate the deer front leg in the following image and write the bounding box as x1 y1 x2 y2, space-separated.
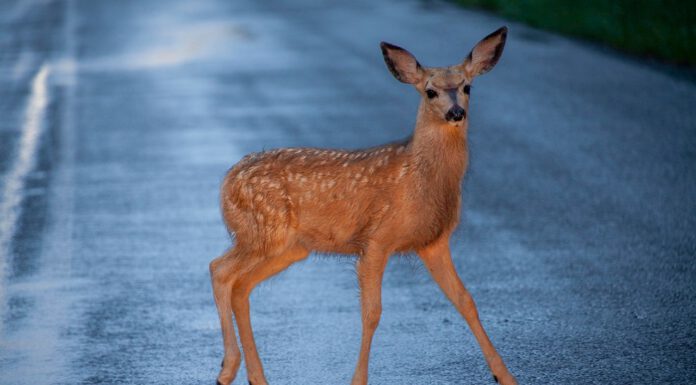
418 237 517 385
350 251 389 385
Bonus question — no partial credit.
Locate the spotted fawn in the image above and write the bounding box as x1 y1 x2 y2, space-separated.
210 26 517 385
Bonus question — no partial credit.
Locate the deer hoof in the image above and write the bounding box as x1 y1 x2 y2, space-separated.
492 372 518 385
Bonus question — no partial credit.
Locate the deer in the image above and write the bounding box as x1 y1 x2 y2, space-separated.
210 26 517 385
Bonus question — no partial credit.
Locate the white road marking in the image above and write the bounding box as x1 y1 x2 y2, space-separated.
0 64 51 285
0 63 51 358
0 2 79 382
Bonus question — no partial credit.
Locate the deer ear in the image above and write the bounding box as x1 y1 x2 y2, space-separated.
464 26 508 77
380 42 424 84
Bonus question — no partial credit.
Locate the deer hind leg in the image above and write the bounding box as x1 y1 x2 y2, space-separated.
210 248 248 385
418 237 517 385
231 244 310 385
350 250 389 385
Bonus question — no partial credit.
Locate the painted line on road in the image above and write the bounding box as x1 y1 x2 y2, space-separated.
0 64 51 324
0 1 79 381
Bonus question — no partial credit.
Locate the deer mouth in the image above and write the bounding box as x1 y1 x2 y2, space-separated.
445 106 466 122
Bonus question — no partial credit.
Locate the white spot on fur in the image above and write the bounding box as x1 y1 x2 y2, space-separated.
398 165 408 179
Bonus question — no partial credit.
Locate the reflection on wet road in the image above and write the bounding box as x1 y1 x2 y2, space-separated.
1 0 695 384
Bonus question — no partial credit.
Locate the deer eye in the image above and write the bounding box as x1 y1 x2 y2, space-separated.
463 85 471 95
426 89 438 99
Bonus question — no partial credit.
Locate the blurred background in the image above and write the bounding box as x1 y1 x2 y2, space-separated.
0 0 694 384
457 0 696 66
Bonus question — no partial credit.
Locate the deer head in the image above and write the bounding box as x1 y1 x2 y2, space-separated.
380 26 508 126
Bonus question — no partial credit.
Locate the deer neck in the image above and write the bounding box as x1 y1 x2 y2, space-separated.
410 101 469 185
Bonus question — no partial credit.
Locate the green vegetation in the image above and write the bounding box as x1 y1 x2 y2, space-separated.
455 0 696 66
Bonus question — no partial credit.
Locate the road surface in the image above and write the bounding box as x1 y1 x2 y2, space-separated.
1 0 695 384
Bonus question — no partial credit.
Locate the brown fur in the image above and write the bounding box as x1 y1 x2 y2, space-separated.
210 26 517 385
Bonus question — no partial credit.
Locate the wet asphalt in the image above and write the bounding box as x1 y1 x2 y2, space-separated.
1 0 695 384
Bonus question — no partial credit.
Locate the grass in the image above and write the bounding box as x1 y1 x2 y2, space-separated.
455 0 696 66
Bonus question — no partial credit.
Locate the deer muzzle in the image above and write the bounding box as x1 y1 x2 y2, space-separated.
445 105 466 122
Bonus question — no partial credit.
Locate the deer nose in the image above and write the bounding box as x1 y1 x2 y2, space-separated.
445 106 466 122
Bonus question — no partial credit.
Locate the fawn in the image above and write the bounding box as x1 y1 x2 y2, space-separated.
210 26 517 385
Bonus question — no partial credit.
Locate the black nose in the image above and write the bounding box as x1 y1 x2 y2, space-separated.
445 106 466 122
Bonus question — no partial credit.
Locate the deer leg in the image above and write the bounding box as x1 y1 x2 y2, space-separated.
210 250 244 385
350 251 389 385
418 238 517 385
231 245 309 385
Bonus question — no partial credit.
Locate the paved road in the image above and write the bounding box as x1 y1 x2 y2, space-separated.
1 0 695 384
